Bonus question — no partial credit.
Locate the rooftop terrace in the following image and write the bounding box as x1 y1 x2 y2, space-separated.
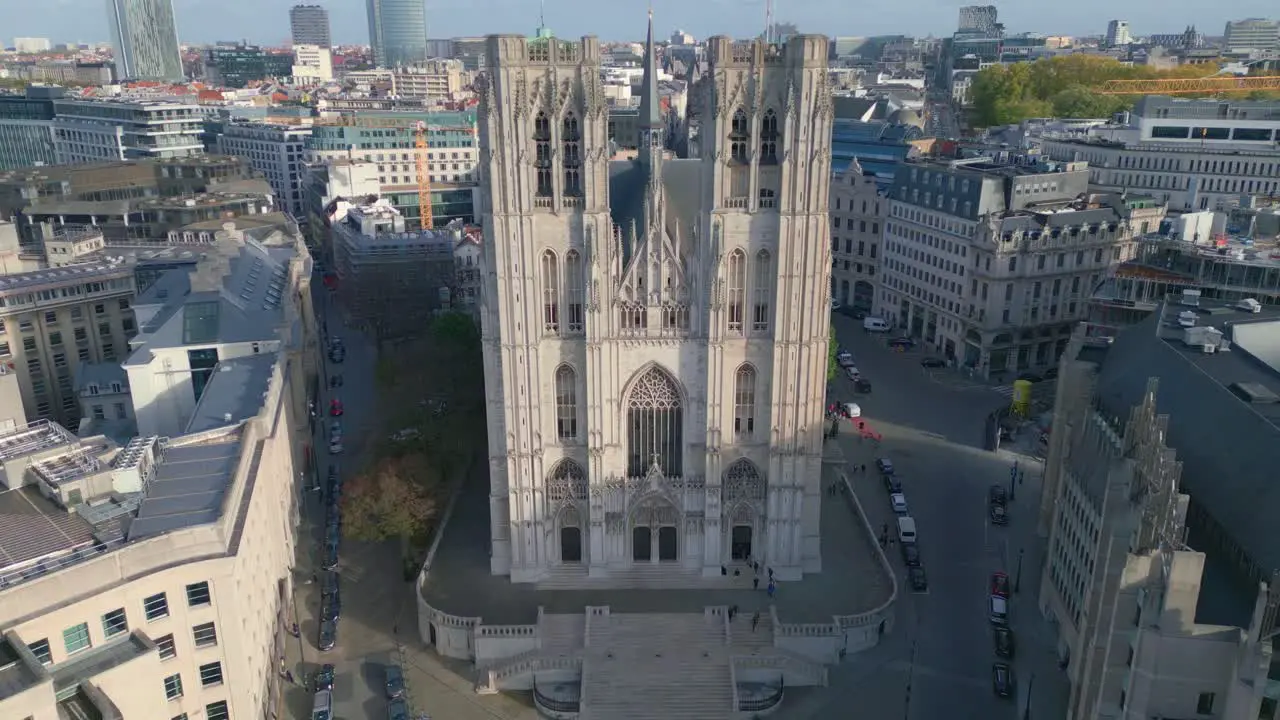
185 354 278 434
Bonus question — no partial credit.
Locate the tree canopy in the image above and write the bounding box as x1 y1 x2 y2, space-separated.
341 454 437 542
968 56 1275 127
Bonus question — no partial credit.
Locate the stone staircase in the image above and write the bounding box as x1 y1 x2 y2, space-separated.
536 563 757 591
579 612 737 719
539 611 586 655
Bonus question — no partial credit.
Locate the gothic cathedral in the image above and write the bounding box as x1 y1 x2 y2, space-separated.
477 17 834 584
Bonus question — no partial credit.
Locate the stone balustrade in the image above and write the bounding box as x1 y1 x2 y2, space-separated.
476 624 537 638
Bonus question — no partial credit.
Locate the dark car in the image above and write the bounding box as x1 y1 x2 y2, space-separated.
920 357 946 369
384 664 406 698
1017 371 1042 383
322 595 341 622
876 458 895 475
330 374 343 388
990 502 1009 525
853 377 872 394
991 571 1011 598
989 484 1008 506
908 566 928 592
322 540 339 570
322 572 341 602
888 336 915 349
994 626 1015 659
318 619 337 651
312 663 335 691
883 475 903 494
387 697 410 720
901 542 921 567
1042 367 1058 381
992 662 1016 697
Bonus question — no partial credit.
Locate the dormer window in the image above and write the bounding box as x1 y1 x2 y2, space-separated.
110 382 122 393
88 384 99 395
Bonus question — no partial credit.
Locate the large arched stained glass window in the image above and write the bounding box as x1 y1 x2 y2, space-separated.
626 367 683 477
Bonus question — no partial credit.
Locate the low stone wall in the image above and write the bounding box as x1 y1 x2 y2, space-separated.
414 475 482 660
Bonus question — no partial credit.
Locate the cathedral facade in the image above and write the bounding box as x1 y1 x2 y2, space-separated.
477 19 834 584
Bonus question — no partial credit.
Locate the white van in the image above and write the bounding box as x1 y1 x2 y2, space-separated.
312 689 333 720
863 317 891 332
896 516 917 544
989 595 1009 625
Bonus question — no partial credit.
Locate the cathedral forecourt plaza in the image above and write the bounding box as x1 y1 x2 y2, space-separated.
415 16 897 718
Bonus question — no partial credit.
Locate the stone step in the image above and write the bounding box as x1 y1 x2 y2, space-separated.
726 613 776 653
580 655 735 720
535 563 758 591
538 612 586 654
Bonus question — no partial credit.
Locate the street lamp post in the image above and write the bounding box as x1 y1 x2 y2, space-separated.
1014 547 1025 594
1009 461 1018 501
1023 671 1035 720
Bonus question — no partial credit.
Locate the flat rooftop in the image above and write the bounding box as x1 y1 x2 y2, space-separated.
0 486 99 579
128 438 241 541
422 450 895 624
185 353 278 434
1085 300 1280 619
0 260 133 294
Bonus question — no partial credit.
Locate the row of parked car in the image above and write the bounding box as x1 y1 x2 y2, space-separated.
874 458 929 593
319 463 343 652
987 483 1019 699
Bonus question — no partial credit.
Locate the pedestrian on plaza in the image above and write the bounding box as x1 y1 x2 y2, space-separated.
861 464 866 474
753 575 760 590
768 567 774 580
751 612 760 631
767 580 776 599
285 670 295 685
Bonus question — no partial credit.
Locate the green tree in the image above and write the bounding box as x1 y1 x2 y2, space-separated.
828 326 838 381
342 454 438 541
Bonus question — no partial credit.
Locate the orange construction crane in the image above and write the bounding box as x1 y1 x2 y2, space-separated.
313 115 478 230
1094 75 1280 95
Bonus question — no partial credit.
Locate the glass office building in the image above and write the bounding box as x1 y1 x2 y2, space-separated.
106 0 185 81
366 0 429 67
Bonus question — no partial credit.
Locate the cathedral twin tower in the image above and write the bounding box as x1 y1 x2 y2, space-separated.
477 17 834 585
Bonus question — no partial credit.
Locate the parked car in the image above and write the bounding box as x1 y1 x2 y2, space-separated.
384 664 406 698
387 698 410 720
991 571 1011 598
920 357 946 369
328 440 344 455
836 350 856 368
830 298 841 310
312 663 335 692
322 541 339 570
992 662 1016 698
329 374 343 388
908 566 928 592
853 377 873 394
989 502 1008 525
318 619 337 651
329 399 344 417
1042 367 1058 381
988 484 1008 506
900 542 921 567
890 492 908 514
993 626 1015 659
883 474 903 494
888 336 915 349
322 594 341 623
322 571 341 604
875 457 895 475
844 366 861 382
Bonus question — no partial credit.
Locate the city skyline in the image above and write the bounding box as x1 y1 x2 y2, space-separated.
5 0 1276 48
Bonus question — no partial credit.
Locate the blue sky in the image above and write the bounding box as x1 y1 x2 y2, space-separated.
4 0 1274 47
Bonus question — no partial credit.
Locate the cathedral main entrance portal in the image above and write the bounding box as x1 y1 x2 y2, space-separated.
731 525 753 561
630 498 680 563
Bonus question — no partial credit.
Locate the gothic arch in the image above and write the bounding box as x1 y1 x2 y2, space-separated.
545 458 587 509
623 364 685 477
723 457 765 503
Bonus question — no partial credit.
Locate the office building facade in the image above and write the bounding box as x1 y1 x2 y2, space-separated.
105 0 185 81
830 161 885 312
1105 20 1132 47
289 4 332 48
0 86 65 171
366 0 429 67
204 45 295 89
216 122 312 217
51 99 205 164
876 159 1165 375
1224 18 1279 53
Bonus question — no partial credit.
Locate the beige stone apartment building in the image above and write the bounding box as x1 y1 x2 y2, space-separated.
830 160 885 313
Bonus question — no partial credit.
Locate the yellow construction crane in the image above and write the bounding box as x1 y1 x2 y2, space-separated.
313 114 478 230
1095 75 1280 95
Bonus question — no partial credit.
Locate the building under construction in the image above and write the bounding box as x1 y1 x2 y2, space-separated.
329 199 467 338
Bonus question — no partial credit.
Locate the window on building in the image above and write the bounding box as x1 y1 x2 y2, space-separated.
541 250 560 333
49 331 63 346
727 250 746 333
27 638 52 665
114 402 127 419
156 633 177 660
78 347 90 362
98 321 111 337
62 622 92 655
164 673 183 700
205 701 230 720
0 342 9 357
730 109 749 163
555 365 577 440
192 622 218 648
199 661 224 687
564 251 584 333
185 581 211 607
143 592 170 621
733 364 757 436
752 250 771 332
534 111 553 197
1196 693 1215 714
74 326 86 341
562 112 582 196
102 608 128 638
45 311 58 324
1007 257 1016 272
94 303 105 315
759 109 779 164
22 336 36 352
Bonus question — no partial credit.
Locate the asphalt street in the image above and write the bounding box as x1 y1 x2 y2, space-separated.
775 313 1070 720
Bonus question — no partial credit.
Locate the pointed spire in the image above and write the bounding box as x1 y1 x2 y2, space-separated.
639 8 662 129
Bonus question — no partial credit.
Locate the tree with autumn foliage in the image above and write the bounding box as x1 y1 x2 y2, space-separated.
341 454 438 542
969 56 1241 127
